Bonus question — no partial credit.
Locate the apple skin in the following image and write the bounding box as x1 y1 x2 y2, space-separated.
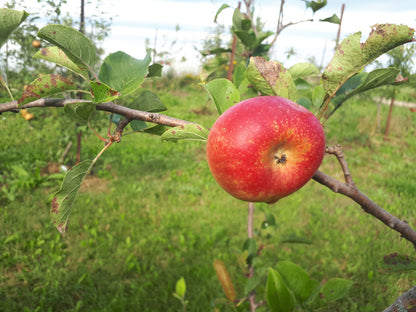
206 96 326 204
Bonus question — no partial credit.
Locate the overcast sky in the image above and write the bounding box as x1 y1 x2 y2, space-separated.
5 0 416 74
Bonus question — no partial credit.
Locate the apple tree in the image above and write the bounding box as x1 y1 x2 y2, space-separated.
1 6 416 312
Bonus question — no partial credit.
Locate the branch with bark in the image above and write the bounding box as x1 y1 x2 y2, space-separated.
313 145 416 250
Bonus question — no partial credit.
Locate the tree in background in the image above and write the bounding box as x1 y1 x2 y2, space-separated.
382 44 416 140
0 0 112 97
200 0 339 80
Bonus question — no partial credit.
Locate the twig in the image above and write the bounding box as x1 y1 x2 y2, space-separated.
268 0 313 47
313 146 416 250
113 117 131 143
58 141 72 163
243 0 258 36
325 145 354 186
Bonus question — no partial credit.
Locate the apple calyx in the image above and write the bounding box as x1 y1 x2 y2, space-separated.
274 153 287 165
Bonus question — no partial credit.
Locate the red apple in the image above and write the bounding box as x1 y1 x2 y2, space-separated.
206 96 326 204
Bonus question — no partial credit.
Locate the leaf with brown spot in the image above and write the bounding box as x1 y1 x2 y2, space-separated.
51 160 92 236
161 123 209 142
89 81 121 103
378 253 416 273
33 46 89 80
18 74 77 106
0 9 29 48
322 24 415 98
204 78 240 115
245 57 297 101
38 24 98 73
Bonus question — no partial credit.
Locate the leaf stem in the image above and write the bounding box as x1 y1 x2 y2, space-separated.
88 120 107 142
87 140 113 174
0 77 14 101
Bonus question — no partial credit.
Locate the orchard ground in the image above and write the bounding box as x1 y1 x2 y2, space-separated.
1 77 416 311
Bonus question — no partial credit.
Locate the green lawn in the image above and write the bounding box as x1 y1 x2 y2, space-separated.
1 84 416 311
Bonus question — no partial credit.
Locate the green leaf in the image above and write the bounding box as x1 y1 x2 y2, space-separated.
51 160 93 235
90 81 121 103
232 8 251 32
147 63 163 77
312 85 326 107
242 238 257 255
318 278 353 304
232 63 246 88
329 67 402 117
200 47 232 57
297 97 311 110
205 78 240 115
246 57 297 101
98 51 152 97
18 74 77 106
303 0 327 13
234 30 256 49
64 102 95 124
130 120 148 132
161 123 209 142
0 9 29 48
320 14 340 24
294 78 311 90
126 90 167 131
33 47 89 80
132 90 167 113
142 124 169 136
214 4 231 23
267 268 295 312
244 267 267 295
38 24 97 73
276 261 315 303
280 234 313 245
264 211 277 227
289 62 320 80
322 24 414 98
378 253 416 273
175 277 186 298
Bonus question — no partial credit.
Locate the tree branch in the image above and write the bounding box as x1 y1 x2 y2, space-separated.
313 146 416 250
383 284 416 312
269 0 313 48
0 98 192 128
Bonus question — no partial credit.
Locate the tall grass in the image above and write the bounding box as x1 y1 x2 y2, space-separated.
1 85 416 311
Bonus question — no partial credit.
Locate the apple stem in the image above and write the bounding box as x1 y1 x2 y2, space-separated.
247 202 254 240
247 202 257 311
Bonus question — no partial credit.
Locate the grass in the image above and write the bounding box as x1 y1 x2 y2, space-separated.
1 83 416 311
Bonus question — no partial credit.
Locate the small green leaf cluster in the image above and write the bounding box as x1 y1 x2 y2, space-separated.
211 209 353 311
267 261 353 312
173 277 188 311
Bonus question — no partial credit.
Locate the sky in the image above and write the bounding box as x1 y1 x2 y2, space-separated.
4 0 416 74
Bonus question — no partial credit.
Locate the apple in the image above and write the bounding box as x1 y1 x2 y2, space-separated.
206 96 326 204
32 40 41 48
